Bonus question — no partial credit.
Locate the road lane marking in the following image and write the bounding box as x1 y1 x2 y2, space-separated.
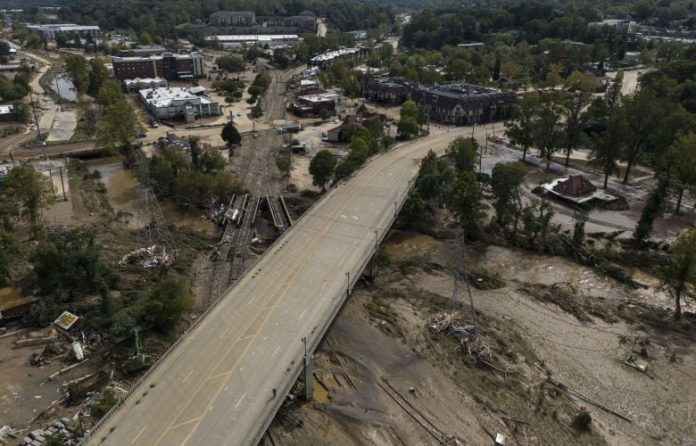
299 309 306 320
169 417 201 431
131 426 146 444
152 147 403 446
235 393 246 408
272 345 280 357
218 327 229 339
182 369 194 384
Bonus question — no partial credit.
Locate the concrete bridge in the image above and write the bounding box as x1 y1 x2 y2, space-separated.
84 127 473 446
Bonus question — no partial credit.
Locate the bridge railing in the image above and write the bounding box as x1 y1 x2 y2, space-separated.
83 135 428 445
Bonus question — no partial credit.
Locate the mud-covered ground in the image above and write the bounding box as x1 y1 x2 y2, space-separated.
267 231 696 446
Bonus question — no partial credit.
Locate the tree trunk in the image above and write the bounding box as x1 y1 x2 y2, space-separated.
603 170 609 189
622 156 635 185
674 188 684 215
565 148 571 167
546 152 551 171
522 146 527 161
675 289 682 320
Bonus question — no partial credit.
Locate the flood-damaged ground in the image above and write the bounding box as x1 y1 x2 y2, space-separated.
266 231 696 446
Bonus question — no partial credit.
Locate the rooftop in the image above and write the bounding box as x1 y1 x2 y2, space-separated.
420 83 504 99
140 87 213 108
310 48 361 63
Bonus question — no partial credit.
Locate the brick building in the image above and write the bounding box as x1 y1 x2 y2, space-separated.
112 53 205 81
365 77 516 125
209 11 256 26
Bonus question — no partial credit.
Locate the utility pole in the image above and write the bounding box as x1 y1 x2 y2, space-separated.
54 73 63 111
29 92 42 141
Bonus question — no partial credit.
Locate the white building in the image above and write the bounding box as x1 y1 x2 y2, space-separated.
123 77 168 92
209 34 299 48
139 87 220 123
26 23 101 40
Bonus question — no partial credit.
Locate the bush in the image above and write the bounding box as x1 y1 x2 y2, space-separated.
572 410 592 431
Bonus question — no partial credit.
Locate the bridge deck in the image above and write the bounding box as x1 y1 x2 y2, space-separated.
85 130 462 446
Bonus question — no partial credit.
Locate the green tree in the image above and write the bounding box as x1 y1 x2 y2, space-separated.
660 229 696 319
309 150 337 191
141 274 193 332
448 171 484 235
97 99 141 164
0 229 19 286
559 91 591 167
11 100 30 123
491 162 526 232
397 116 419 139
64 54 89 92
96 80 123 107
319 107 330 121
221 122 242 147
215 55 245 73
87 58 109 97
0 163 54 230
533 100 562 170
669 133 696 214
606 71 623 111
589 111 625 189
447 137 478 173
30 229 117 302
633 176 670 244
620 90 668 184
400 99 419 121
505 92 540 161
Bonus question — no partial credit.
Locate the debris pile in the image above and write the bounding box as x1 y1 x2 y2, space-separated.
119 244 173 268
429 311 512 373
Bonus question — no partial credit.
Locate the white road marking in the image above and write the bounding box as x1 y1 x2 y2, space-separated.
131 426 146 444
219 327 229 339
272 345 280 357
182 369 194 383
299 309 307 320
235 393 246 408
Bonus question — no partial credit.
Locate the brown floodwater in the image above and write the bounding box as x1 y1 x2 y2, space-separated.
84 158 217 236
384 231 690 313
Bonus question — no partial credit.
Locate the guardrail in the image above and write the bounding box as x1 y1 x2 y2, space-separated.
82 134 429 445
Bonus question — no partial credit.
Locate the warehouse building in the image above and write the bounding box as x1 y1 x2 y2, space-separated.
26 23 100 40
112 52 205 81
210 34 299 48
139 87 220 122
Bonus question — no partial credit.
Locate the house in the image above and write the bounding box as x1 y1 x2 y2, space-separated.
0 104 17 122
364 77 411 104
140 87 220 122
209 11 256 26
326 111 386 142
112 52 205 81
541 175 617 205
157 132 191 150
290 93 338 116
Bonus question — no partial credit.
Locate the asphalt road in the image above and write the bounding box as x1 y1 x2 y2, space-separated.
85 125 477 446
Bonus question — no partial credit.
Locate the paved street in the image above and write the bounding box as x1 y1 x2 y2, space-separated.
85 126 476 446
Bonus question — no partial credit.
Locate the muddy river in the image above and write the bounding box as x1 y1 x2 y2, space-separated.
49 74 77 102
385 231 691 314
85 158 217 236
